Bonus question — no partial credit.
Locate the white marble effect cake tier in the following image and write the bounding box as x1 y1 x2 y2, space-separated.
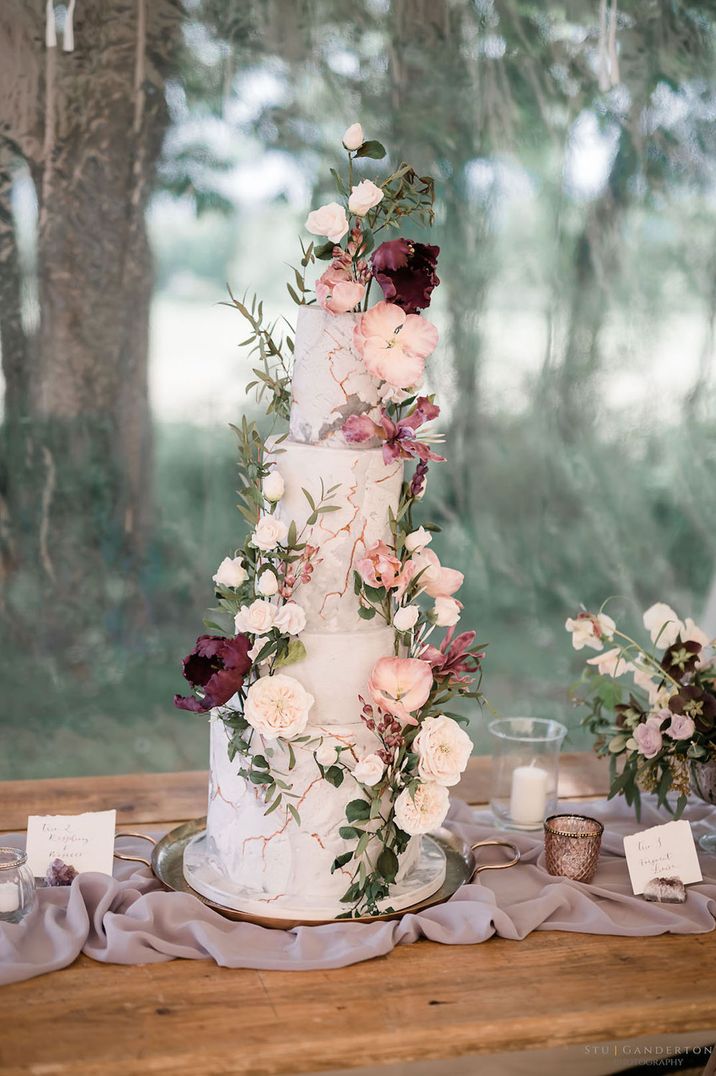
288 627 395 725
289 306 381 447
269 439 403 631
199 715 421 907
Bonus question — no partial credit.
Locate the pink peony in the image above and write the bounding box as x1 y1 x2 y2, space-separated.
410 547 463 598
633 716 664 759
354 301 438 388
316 264 365 314
368 656 433 725
356 541 402 589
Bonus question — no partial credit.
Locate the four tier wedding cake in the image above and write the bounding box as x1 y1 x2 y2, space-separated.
175 124 484 919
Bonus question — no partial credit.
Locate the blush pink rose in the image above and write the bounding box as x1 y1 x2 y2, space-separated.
666 712 696 741
354 301 438 388
356 541 402 589
368 656 433 725
316 265 365 314
633 716 664 759
410 548 463 598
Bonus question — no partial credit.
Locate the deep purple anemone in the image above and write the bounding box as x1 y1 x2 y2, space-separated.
174 633 252 713
371 238 440 313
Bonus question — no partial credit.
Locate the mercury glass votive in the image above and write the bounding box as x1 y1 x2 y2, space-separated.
544 814 604 883
488 718 567 831
0 848 36 924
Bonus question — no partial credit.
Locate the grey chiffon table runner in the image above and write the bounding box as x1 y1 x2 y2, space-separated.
2 796 715 985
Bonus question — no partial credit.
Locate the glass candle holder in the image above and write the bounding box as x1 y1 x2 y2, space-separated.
544 814 604 883
0 848 36 924
488 717 567 831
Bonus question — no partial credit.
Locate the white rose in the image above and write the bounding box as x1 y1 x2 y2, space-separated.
353 753 385 787
643 602 684 649
256 571 279 597
212 556 247 588
394 605 419 632
234 599 277 636
414 715 472 787
394 781 450 835
433 596 461 627
405 527 432 553
262 470 285 503
250 515 289 552
274 602 306 636
244 673 314 741
315 741 337 767
342 123 364 151
348 179 384 216
305 201 349 244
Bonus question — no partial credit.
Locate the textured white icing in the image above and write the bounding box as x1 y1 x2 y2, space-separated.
205 716 418 902
289 306 381 447
269 439 403 631
288 628 396 725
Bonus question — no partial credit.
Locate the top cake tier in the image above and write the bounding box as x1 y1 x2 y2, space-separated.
289 306 380 447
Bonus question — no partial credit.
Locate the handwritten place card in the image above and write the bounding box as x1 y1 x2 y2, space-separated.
26 810 117 878
623 819 702 895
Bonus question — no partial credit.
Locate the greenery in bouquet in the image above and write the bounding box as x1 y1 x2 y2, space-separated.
567 602 716 818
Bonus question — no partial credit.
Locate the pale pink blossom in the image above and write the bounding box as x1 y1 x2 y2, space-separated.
354 301 438 388
348 179 384 216
342 123 364 151
666 712 696 741
368 656 433 725
305 202 349 244
394 781 449 835
411 548 463 599
316 265 365 314
682 617 711 649
633 716 664 759
244 673 314 740
586 647 633 678
356 541 402 589
642 603 683 649
564 611 616 652
433 596 461 627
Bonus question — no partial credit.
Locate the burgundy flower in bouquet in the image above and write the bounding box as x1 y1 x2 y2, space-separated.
371 239 440 314
174 633 252 713
342 396 445 466
420 629 483 687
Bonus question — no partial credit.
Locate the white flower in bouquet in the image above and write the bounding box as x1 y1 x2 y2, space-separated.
244 673 314 740
315 741 337 767
666 712 696 740
433 596 461 627
394 781 450 835
212 556 247 588
348 179 384 216
262 470 285 503
564 611 615 651
404 527 432 553
683 617 711 649
234 600 277 636
248 639 269 663
642 603 684 649
274 602 307 636
393 605 419 632
256 571 279 597
250 515 289 551
586 647 633 678
305 202 349 244
342 123 364 151
353 753 385 786
414 715 472 787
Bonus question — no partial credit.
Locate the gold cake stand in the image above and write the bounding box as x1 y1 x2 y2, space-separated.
114 817 520 929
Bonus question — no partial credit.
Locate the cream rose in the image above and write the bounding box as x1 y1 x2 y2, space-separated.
212 556 247 588
433 596 461 627
256 571 279 597
353 753 385 787
262 471 285 503
342 123 364 151
250 515 289 552
394 605 419 632
404 527 432 553
394 781 450 835
414 715 472 787
305 201 349 244
315 741 337 767
274 602 307 636
244 673 314 740
234 600 277 636
348 179 384 216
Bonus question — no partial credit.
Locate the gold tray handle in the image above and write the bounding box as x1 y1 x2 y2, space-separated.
470 838 521 879
113 832 157 869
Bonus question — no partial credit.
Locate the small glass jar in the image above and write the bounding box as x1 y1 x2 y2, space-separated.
544 814 604 883
489 717 567 831
0 848 36 924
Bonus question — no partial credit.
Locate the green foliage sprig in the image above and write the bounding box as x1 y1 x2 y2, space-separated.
221 287 294 420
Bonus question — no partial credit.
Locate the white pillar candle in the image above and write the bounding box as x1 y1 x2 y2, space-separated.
0 880 20 913
510 764 549 825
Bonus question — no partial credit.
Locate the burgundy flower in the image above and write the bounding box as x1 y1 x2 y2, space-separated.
343 396 445 466
661 637 702 679
410 460 429 499
668 684 716 734
420 629 483 687
371 239 440 314
174 633 252 713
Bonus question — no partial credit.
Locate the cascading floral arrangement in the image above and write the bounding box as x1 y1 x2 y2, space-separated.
175 123 484 916
566 602 716 818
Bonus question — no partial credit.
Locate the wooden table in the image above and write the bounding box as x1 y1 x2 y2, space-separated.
1 756 715 1076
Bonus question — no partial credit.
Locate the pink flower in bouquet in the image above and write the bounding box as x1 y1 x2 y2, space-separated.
356 541 402 589
410 460 429 499
174 634 252 713
633 716 664 759
371 238 440 314
354 301 438 388
410 547 463 598
305 201 349 244
316 264 365 314
368 656 433 725
421 629 483 687
564 611 615 652
586 647 633 678
665 711 696 741
343 396 445 466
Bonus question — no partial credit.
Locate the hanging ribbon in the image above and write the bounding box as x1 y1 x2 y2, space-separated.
45 0 77 53
45 0 57 48
64 0 76 52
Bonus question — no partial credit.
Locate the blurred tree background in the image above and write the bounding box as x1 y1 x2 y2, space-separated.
1 0 715 777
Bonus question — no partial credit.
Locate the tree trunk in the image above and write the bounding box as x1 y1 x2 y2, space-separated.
0 0 181 645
